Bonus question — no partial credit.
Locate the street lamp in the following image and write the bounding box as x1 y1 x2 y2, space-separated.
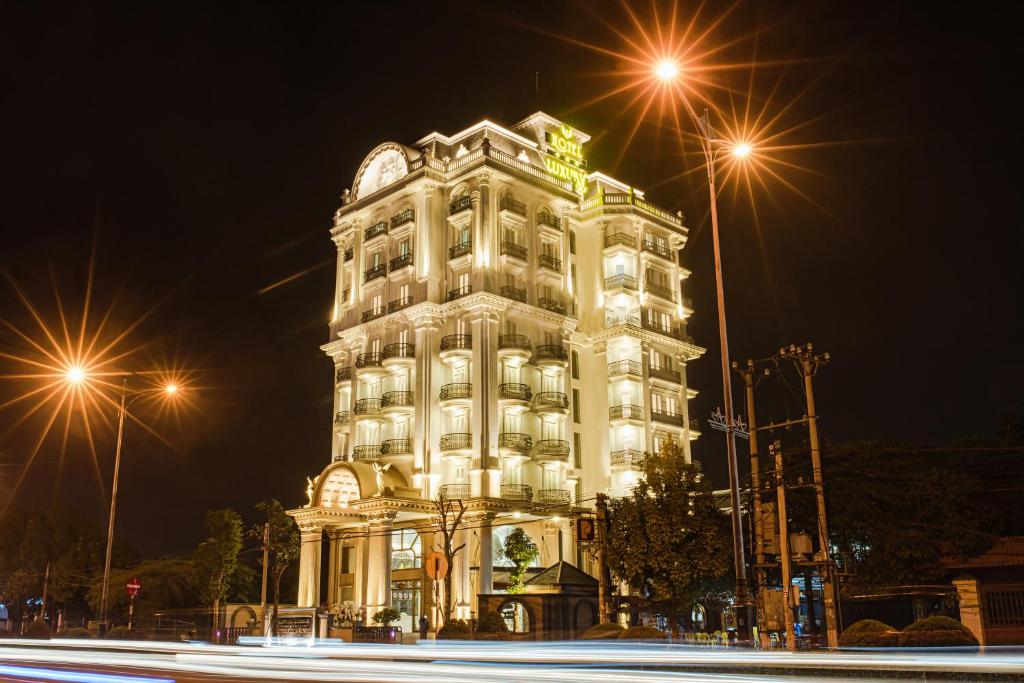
655 59 756 641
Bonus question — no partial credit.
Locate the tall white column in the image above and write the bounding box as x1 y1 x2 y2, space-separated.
470 311 499 497
451 526 471 618
364 511 395 622
478 515 494 601
413 316 441 498
296 523 323 608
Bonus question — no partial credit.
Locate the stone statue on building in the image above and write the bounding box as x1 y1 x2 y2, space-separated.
371 462 391 497
305 475 317 507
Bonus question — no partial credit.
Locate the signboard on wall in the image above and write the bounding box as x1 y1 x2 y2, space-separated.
543 125 588 193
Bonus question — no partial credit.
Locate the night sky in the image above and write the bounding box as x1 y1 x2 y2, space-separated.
2 1 1021 554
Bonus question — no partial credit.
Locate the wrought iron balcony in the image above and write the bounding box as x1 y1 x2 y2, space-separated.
537 488 571 505
499 196 526 216
382 391 414 408
440 433 472 451
448 241 472 260
390 208 415 228
648 365 681 384
642 238 675 261
387 296 413 314
645 281 676 303
538 297 566 314
355 352 383 368
498 433 533 450
382 343 415 360
344 247 353 261
537 211 561 231
605 312 641 328
440 383 472 400
361 306 385 323
609 404 644 420
604 273 638 290
610 448 645 468
447 285 472 301
534 439 570 458
352 444 382 461
535 345 568 362
439 483 470 500
500 241 528 260
353 398 383 416
500 483 533 501
534 392 569 410
498 383 532 401
498 334 532 352
608 359 641 378
500 285 526 302
448 195 473 215
381 438 413 456
333 411 350 428
335 367 353 383
440 334 472 351
363 264 387 283
652 410 684 427
538 254 562 272
604 232 636 249
364 221 388 242
389 253 413 271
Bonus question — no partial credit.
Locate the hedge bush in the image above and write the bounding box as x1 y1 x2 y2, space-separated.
476 611 509 635
582 622 625 640
838 619 899 648
437 619 471 640
56 627 93 639
104 626 134 640
23 619 51 639
900 616 978 647
619 625 666 640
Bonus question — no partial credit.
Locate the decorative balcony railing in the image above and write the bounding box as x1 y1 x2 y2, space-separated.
333 411 350 428
361 307 385 323
363 264 387 283
535 345 568 362
448 195 473 215
382 343 415 360
500 285 526 302
498 433 533 450
355 352 383 368
538 254 562 272
610 448 645 468
354 398 383 416
537 211 561 231
652 410 684 427
440 383 472 400
344 247 353 261
387 296 413 314
648 365 681 384
381 438 413 456
352 444 382 461
448 241 472 260
538 297 566 315
642 238 675 261
500 241 528 260
499 196 526 215
382 391 414 408
641 311 692 342
440 433 472 451
440 334 472 351
439 483 470 500
389 253 413 271
498 383 532 401
645 281 676 303
500 483 533 501
605 312 641 328
534 439 570 458
607 359 641 377
533 392 569 410
498 334 532 352
604 232 636 249
447 285 472 301
537 488 571 505
364 221 388 241
335 367 353 383
604 273 638 290
609 404 644 420
390 208 415 228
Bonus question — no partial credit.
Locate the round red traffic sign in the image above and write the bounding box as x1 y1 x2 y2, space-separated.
126 578 142 598
424 551 448 580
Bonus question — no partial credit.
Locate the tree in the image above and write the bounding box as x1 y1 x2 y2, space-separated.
253 499 300 635
432 492 466 622
503 528 538 594
195 509 243 631
602 441 731 629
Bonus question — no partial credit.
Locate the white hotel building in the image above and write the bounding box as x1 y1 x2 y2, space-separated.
290 112 704 633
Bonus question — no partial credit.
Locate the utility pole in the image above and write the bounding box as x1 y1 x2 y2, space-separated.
39 562 50 623
595 494 611 623
260 522 270 636
771 441 796 653
780 343 837 648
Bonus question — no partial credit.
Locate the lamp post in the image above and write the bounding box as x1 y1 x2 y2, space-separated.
655 60 755 641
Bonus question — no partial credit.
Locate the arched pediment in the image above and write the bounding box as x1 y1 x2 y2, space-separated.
352 143 419 200
313 460 409 508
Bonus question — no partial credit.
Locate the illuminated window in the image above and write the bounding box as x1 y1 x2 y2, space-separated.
391 529 421 570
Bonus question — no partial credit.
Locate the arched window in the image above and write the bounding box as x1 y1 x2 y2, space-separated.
500 600 531 633
571 349 580 379
391 529 421 570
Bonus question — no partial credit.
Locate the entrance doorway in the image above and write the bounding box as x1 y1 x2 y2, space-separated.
391 579 421 634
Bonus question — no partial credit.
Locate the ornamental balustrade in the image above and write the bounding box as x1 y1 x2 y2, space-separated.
440 433 472 450
439 483 470 500
500 241 528 260
604 232 636 249
645 281 676 303
498 383 532 401
354 398 383 416
607 359 641 377
447 285 472 301
352 444 382 461
538 254 562 272
335 367 353 383
533 392 569 410
538 297 566 314
448 196 473 215
390 208 415 228
355 352 383 368
387 296 413 314
363 264 387 283
535 345 568 362
609 404 644 420
610 449 645 468
440 334 472 351
500 484 533 501
498 334 531 351
534 439 570 458
382 391 414 408
604 273 638 290
500 285 526 302
537 211 561 231
648 365 681 384
389 253 413 271
498 433 533 450
364 221 388 241
499 196 526 215
381 438 413 455
382 343 415 360
537 489 571 505
448 241 472 259
333 411 350 428
652 410 684 427
642 238 675 261
361 307 385 323
439 383 472 400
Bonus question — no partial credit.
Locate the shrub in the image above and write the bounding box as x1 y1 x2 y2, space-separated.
900 616 978 647
582 622 625 640
23 619 51 639
619 625 666 640
838 619 899 648
477 611 509 634
56 627 92 639
104 626 134 640
437 619 471 640
372 608 402 627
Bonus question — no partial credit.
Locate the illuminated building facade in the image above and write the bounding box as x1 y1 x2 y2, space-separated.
290 112 704 634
